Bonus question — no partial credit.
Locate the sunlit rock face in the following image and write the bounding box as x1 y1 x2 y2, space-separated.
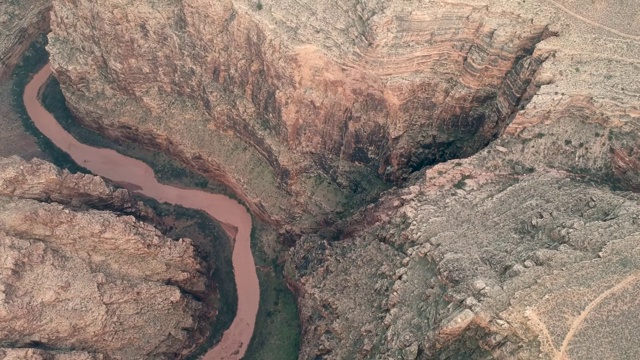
287 0 640 358
0 156 214 359
47 0 552 231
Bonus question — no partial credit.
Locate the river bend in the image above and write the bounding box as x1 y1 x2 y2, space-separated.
24 64 259 360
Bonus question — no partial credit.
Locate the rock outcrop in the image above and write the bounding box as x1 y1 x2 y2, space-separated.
287 0 640 357
47 0 554 231
290 163 640 359
0 156 214 359
0 0 51 80
0 348 102 360
0 155 137 210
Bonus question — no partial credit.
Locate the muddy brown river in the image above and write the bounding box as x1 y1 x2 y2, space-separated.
25 64 259 360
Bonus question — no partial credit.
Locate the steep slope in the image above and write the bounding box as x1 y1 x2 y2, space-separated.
287 0 640 358
0 0 50 80
47 0 553 231
0 1 51 160
0 156 214 359
290 162 640 359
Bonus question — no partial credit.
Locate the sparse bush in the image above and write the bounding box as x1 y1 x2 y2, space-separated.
453 174 472 189
453 179 467 189
195 179 209 188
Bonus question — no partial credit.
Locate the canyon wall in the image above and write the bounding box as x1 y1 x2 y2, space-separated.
0 0 51 80
287 0 640 358
47 0 554 231
0 156 215 359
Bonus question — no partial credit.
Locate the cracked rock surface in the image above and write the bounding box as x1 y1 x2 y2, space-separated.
0 156 213 359
0 0 50 80
290 161 640 359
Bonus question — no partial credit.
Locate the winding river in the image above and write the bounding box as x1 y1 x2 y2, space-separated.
24 64 259 360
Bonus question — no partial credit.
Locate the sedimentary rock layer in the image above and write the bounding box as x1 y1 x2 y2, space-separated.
47 0 553 230
0 0 51 80
0 156 213 359
286 0 640 358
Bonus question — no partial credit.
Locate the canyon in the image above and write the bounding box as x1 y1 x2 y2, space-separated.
0 0 639 359
24 65 257 359
285 1 640 358
46 0 558 234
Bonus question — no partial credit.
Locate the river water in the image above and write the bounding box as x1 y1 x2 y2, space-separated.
24 64 259 360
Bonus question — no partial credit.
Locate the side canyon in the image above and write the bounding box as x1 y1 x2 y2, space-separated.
46 0 557 233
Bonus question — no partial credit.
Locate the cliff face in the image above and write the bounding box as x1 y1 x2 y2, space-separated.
0 156 213 359
0 0 50 80
0 1 51 161
287 0 640 357
47 0 552 230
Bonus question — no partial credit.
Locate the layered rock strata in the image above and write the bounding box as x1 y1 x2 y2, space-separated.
39 0 640 358
0 0 51 80
47 0 554 230
287 0 640 358
0 156 213 359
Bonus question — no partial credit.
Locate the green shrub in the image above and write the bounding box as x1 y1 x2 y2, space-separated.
453 174 472 189
10 34 88 174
